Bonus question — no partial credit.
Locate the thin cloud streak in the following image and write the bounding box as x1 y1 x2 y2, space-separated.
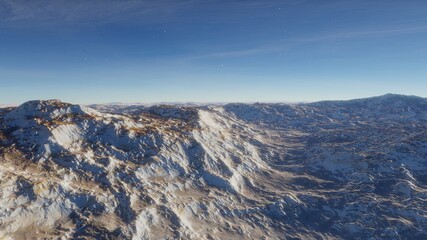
0 0 198 25
186 25 427 60
297 25 427 42
0 0 304 26
185 45 287 60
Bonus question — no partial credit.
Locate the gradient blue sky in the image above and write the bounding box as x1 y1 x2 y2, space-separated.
1 0 426 104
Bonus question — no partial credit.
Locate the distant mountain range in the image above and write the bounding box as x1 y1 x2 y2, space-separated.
0 94 426 239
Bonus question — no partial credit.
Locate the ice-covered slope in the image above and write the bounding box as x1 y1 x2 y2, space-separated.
0 95 426 239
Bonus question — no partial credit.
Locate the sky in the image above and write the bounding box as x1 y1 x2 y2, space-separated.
0 0 426 104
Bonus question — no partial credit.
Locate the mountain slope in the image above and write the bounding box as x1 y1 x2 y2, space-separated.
0 95 426 239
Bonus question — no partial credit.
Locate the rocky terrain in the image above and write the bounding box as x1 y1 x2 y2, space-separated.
0 94 426 239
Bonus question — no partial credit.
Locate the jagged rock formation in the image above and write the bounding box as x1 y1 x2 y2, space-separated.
0 94 426 239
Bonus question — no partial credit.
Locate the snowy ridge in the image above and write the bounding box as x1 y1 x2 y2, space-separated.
0 94 426 239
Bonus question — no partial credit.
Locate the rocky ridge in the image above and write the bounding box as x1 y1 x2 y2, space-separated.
0 94 426 239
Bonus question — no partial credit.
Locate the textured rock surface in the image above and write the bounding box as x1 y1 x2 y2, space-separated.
0 94 426 239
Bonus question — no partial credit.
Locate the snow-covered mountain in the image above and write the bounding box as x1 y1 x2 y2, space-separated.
0 94 426 239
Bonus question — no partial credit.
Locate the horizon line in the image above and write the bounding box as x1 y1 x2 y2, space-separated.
1 93 426 108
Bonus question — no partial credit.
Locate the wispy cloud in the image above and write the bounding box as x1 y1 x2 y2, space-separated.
296 25 427 42
0 0 305 26
186 25 427 60
0 0 199 26
185 45 287 60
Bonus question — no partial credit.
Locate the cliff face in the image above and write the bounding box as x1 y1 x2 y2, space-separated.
0 95 426 239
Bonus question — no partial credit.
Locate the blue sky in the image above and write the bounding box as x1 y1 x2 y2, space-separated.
0 0 426 104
